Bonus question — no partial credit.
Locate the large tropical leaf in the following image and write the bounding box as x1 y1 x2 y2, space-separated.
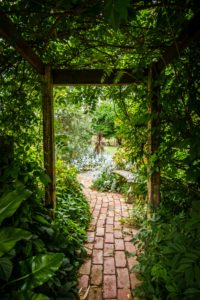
0 257 13 281
0 227 32 257
16 291 50 300
20 253 64 290
0 187 32 224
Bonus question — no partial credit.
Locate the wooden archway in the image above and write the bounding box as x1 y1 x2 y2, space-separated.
1 11 200 210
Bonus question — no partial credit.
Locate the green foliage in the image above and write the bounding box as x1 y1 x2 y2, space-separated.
1 2 200 299
92 165 129 193
133 201 200 299
92 102 116 138
15 291 50 300
56 159 91 233
0 227 31 257
131 198 147 228
0 160 90 299
112 85 149 164
56 160 82 197
0 187 32 224
20 253 64 290
103 0 130 29
54 88 92 162
92 171 119 192
0 257 13 282
0 50 91 298
113 147 131 169
108 42 200 298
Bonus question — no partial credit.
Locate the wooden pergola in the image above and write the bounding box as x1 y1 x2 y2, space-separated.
1 11 200 211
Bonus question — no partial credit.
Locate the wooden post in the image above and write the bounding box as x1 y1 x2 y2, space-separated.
147 67 161 210
42 64 56 209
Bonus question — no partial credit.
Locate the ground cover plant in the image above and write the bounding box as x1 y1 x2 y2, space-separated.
72 148 113 171
0 157 90 300
133 200 200 300
91 165 121 192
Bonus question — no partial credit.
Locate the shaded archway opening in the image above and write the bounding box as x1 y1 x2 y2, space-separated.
1 11 200 212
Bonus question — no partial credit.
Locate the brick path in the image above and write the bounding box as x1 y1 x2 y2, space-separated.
78 172 139 300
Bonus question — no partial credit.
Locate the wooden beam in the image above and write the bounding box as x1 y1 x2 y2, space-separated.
0 12 44 74
155 10 200 75
52 69 144 85
147 67 161 210
42 65 56 210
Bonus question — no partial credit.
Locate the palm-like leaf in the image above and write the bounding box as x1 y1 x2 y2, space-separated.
0 187 32 224
0 227 32 257
20 253 64 290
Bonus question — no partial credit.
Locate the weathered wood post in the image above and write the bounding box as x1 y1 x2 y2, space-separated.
42 64 56 209
147 67 161 210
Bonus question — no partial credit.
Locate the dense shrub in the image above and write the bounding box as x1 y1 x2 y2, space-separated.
131 198 147 228
131 175 200 300
0 160 90 299
91 163 125 193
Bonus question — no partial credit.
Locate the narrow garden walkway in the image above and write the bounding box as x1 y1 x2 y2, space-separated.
78 172 139 300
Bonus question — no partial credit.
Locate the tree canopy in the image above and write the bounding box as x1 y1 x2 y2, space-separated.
1 0 199 73
92 102 116 138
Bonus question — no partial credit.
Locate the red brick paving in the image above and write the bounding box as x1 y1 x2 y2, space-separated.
104 243 114 257
104 257 115 274
91 264 103 285
78 172 140 300
104 275 117 298
115 251 126 268
93 249 103 264
118 288 132 300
